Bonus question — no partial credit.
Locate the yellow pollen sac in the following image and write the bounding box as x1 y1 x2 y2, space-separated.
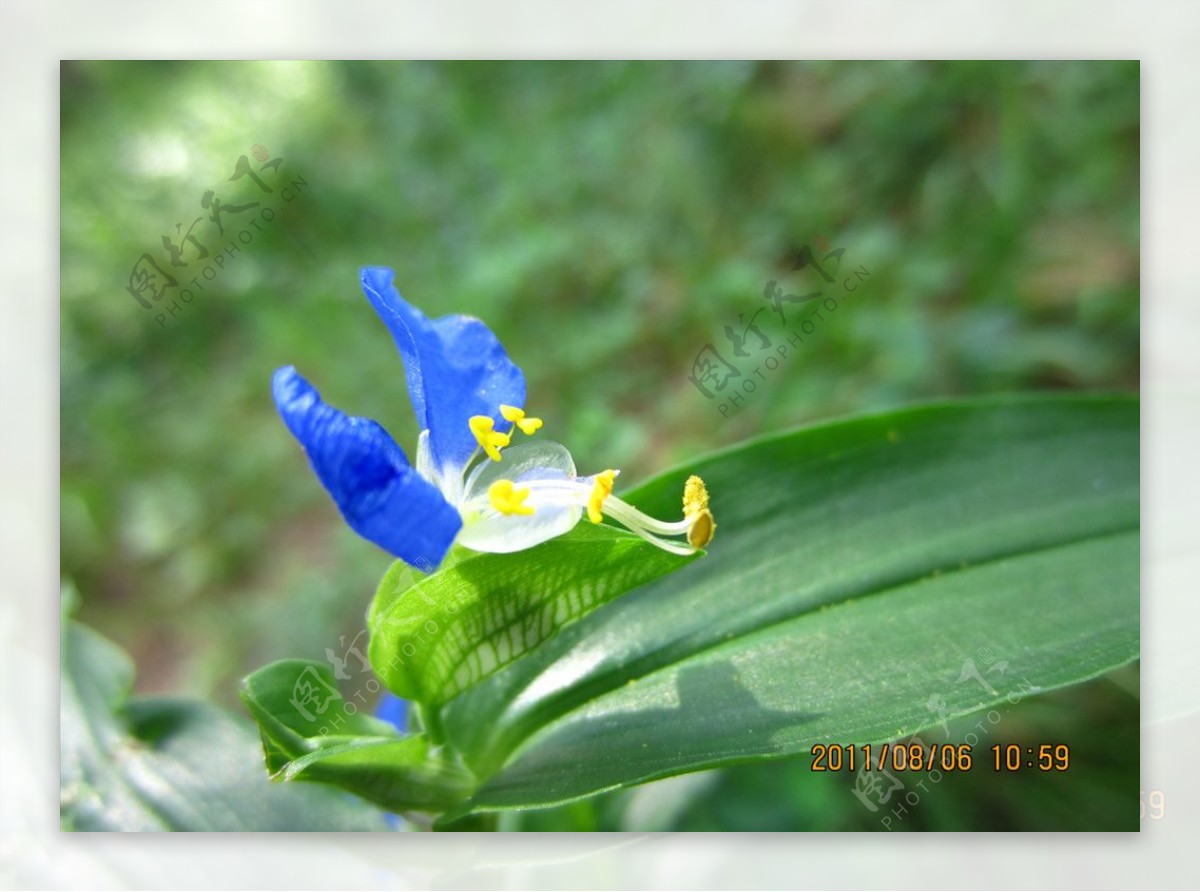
687 510 716 549
469 415 511 461
683 474 709 516
500 404 544 436
587 469 618 524
683 475 716 548
488 479 535 516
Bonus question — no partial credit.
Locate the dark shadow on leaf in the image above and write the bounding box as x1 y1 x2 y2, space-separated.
493 659 825 796
649 660 824 752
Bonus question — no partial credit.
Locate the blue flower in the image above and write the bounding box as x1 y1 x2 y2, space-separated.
273 267 714 570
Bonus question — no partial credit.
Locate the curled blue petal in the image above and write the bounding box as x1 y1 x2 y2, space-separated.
272 366 462 567
360 267 526 475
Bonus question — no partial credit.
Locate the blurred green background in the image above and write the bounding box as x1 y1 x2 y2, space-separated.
60 61 1139 830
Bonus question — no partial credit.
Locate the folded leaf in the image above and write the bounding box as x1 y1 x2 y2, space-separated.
239 660 472 813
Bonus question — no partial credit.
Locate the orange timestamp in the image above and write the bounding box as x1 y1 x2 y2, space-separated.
811 742 1073 773
990 743 1070 772
810 742 974 773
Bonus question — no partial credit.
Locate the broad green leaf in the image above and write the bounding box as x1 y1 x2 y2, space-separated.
367 525 697 711
423 395 1138 810
239 660 472 812
60 620 393 831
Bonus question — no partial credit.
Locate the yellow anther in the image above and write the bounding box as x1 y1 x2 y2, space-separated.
687 509 716 548
500 404 544 436
683 475 716 548
488 479 535 516
469 415 511 462
587 469 618 524
683 475 710 516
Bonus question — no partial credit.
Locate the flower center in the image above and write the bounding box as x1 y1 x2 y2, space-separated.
488 479 535 516
462 405 715 556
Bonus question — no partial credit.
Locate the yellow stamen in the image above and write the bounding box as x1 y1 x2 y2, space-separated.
683 475 716 548
682 475 709 516
587 469 618 524
469 415 511 462
500 404 544 436
488 479 535 516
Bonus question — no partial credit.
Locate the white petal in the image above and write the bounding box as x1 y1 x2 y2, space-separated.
456 441 584 553
462 439 576 494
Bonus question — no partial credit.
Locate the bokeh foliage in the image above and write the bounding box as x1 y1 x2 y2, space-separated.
60 61 1138 831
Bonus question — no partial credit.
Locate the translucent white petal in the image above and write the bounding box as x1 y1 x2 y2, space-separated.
462 439 577 495
456 491 583 554
456 441 584 553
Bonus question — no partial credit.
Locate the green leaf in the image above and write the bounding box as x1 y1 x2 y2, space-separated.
60 620 393 831
424 395 1138 811
367 524 698 711
239 660 473 813
239 658 398 759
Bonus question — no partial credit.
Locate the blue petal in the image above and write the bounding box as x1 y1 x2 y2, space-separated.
375 692 408 732
360 267 526 474
272 366 462 567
